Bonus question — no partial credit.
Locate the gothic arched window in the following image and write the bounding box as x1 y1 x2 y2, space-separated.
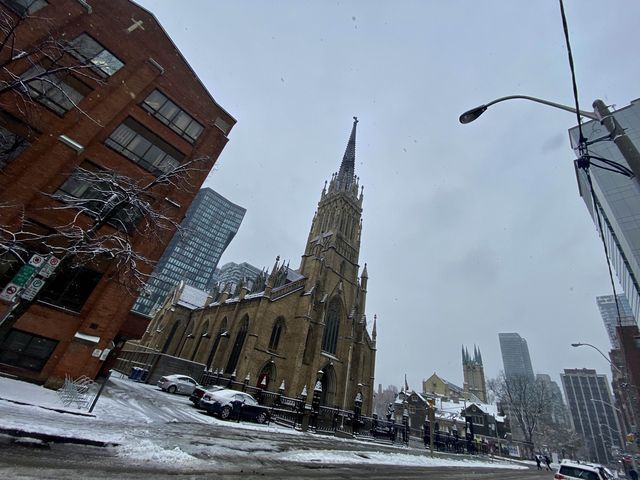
225 316 248 374
268 317 285 352
321 298 341 355
206 318 227 369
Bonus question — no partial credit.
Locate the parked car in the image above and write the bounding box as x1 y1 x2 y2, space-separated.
156 374 199 395
189 385 226 407
199 390 270 424
554 460 613 480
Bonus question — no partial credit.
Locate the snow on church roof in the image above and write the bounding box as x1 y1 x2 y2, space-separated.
177 284 209 310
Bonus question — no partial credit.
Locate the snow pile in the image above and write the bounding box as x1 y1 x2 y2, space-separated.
115 438 210 466
280 449 527 469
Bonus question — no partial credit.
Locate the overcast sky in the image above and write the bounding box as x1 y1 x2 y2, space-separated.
136 0 640 393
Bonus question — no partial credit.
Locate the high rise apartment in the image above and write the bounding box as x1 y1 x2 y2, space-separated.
561 368 622 465
132 188 245 316
211 261 262 290
569 100 640 324
498 332 534 381
0 0 235 386
596 294 636 349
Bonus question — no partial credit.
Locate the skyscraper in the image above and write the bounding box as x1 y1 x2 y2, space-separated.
132 188 245 316
561 368 622 465
498 332 534 381
536 373 571 427
569 99 640 324
210 262 262 290
596 294 636 349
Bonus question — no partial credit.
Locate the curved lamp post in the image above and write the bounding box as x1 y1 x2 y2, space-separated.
459 95 598 124
459 95 640 181
571 342 623 375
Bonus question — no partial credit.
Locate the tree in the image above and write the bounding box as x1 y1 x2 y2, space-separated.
488 372 550 448
0 157 206 339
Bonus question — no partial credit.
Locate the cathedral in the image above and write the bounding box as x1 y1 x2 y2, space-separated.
137 118 376 413
462 344 487 403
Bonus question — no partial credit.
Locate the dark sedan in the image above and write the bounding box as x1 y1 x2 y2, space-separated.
189 385 226 407
199 390 270 424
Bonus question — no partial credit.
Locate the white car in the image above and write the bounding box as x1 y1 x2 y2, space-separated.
554 460 613 480
156 374 199 395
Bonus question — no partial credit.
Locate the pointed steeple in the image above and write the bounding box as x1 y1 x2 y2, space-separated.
337 116 358 190
372 314 377 342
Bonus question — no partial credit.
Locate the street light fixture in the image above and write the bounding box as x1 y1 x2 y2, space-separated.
459 95 598 124
571 342 623 375
459 95 640 181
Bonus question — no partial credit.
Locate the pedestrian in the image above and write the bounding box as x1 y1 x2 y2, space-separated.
544 455 551 471
535 455 542 470
629 468 638 480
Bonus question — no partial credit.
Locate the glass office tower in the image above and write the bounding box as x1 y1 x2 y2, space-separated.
498 332 535 381
132 188 246 316
596 294 636 349
570 99 640 324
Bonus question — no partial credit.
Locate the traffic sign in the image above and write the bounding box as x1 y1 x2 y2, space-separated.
39 256 60 278
0 283 21 302
20 277 45 301
28 254 46 268
11 264 36 287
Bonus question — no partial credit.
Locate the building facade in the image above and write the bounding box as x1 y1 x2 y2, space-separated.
596 294 636 350
132 188 245 316
535 373 571 427
569 100 640 324
462 344 487 403
499 332 534 381
0 0 235 387
137 118 376 412
561 368 623 465
210 261 262 291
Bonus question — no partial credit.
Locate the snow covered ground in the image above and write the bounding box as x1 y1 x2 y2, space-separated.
0 373 528 473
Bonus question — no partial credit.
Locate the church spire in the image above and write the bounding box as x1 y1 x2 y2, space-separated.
337 116 358 190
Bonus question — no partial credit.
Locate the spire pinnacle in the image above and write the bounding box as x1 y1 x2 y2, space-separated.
338 116 358 189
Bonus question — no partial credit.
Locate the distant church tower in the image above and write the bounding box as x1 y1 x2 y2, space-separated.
462 344 487 403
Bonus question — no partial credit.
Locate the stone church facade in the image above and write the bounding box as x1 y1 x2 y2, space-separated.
462 345 487 403
137 118 376 413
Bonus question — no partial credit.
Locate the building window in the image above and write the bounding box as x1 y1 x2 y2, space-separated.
55 162 143 231
0 0 48 16
472 415 484 426
268 318 284 352
0 329 58 371
21 64 90 115
38 264 102 312
225 316 248 374
142 90 204 143
105 118 184 176
321 298 340 355
69 33 124 77
0 124 29 170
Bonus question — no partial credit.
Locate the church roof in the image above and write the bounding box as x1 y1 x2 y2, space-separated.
176 284 209 310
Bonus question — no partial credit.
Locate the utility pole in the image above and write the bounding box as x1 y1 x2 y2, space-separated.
592 99 640 181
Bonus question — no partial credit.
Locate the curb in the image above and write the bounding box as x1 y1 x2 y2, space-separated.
0 427 118 447
0 396 96 417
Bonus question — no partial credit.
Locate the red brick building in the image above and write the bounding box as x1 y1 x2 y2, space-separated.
0 0 235 386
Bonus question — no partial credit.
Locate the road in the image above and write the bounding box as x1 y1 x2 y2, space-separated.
0 375 550 479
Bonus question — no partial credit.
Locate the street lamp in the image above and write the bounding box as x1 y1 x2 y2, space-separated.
459 95 598 124
592 397 623 415
571 342 623 375
459 95 640 181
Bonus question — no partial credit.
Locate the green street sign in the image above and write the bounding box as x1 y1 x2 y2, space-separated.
12 264 37 287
